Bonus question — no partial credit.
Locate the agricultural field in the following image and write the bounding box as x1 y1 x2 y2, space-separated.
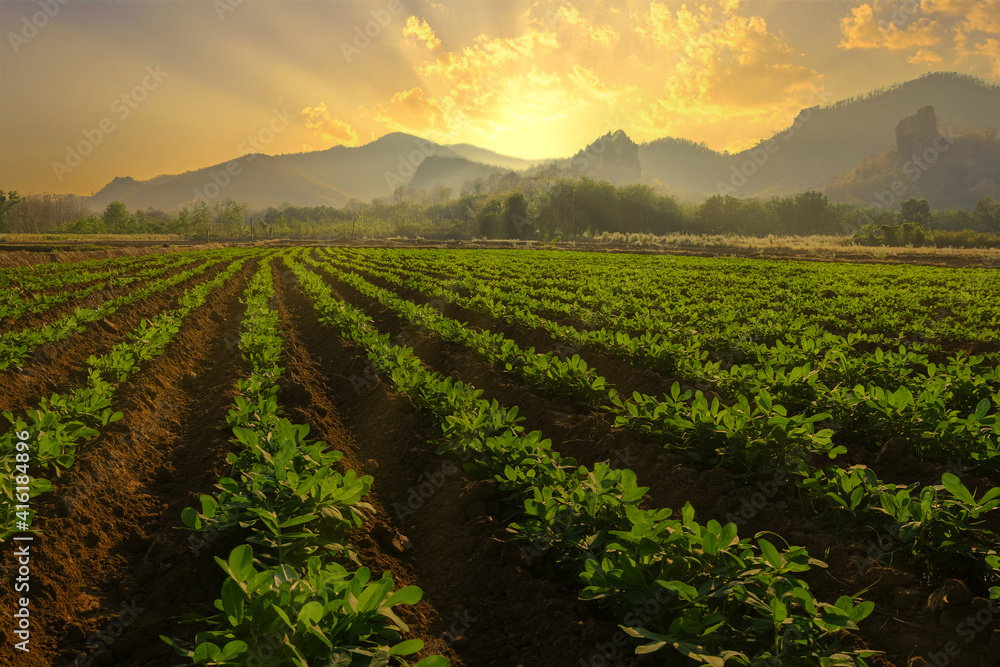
1 245 998 667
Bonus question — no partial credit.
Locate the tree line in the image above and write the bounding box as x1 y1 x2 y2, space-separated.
2 178 998 245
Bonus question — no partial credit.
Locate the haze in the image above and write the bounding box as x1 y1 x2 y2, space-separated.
1 0 998 196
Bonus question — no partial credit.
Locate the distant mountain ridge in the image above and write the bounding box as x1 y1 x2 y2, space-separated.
87 72 1000 212
638 72 1000 200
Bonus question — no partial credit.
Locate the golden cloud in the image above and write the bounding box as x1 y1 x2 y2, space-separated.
973 38 1000 77
300 103 358 146
420 27 559 93
839 0 999 79
552 6 619 45
373 87 443 134
402 16 442 50
351 0 828 154
838 2 941 50
908 47 943 63
634 1 818 108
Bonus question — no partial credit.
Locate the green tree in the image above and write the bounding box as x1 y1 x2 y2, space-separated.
900 198 931 226
213 198 250 238
697 195 744 233
973 196 1000 233
102 201 135 234
0 190 20 233
475 197 504 238
501 192 529 238
191 201 212 241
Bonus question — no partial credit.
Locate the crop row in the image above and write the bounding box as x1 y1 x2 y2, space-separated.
0 251 238 372
307 250 1000 595
327 249 1000 467
168 255 446 667
342 248 1000 389
284 249 879 666
0 250 254 539
0 252 202 324
0 251 169 291
349 248 998 345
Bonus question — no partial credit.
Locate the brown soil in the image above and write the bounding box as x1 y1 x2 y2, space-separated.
0 258 223 421
273 259 611 667
308 249 1000 667
0 257 258 667
2 245 997 667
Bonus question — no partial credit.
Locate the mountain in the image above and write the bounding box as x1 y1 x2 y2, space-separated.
568 130 641 183
86 72 1000 213
445 144 543 171
90 132 465 211
636 138 726 194
406 156 511 195
639 72 1000 198
821 106 1000 209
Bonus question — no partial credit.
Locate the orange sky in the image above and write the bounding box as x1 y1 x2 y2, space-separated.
1 0 997 196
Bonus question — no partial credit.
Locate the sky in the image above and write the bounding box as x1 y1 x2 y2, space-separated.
0 0 998 196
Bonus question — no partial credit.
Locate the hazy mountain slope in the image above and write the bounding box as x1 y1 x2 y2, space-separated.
640 72 1000 197
445 144 544 171
407 156 509 195
86 72 1000 212
636 138 727 195
822 127 1000 209
90 132 458 211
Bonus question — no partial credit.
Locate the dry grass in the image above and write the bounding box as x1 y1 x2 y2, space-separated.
0 233 180 243
589 231 1000 258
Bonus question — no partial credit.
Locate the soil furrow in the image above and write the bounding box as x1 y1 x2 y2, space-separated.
307 253 973 667
0 258 223 419
0 257 256 667
275 259 605 667
1 258 198 332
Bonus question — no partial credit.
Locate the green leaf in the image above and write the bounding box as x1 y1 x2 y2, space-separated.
192 641 221 662
942 473 975 504
770 597 788 623
227 544 255 583
386 585 423 607
219 640 248 660
297 600 324 626
389 639 424 656
758 538 782 569
280 514 316 529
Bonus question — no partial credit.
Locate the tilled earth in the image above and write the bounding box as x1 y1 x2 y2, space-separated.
0 246 997 667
